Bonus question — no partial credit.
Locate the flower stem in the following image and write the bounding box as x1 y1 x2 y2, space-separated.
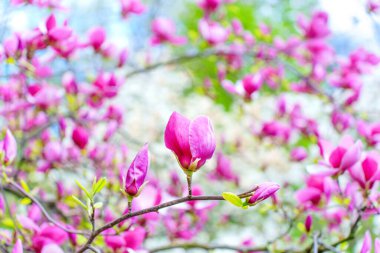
186 173 192 196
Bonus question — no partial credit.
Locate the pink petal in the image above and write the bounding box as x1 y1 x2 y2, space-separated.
329 146 346 169
340 141 362 170
41 244 64 253
189 116 216 161
49 27 72 41
362 156 378 182
164 112 192 168
12 239 23 253
361 231 372 253
46 14 56 31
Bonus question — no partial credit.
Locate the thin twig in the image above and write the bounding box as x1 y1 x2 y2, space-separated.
8 180 89 235
76 188 258 253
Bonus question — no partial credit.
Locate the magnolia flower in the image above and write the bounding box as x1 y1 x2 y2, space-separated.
72 126 89 149
318 136 362 175
12 239 23 253
242 73 262 97
248 182 280 205
290 147 308 161
297 11 330 39
349 153 380 190
120 0 145 18
199 19 229 45
124 144 149 196
198 0 222 13
45 14 72 42
0 129 17 166
150 18 187 46
361 231 372 253
164 112 216 172
209 152 239 184
305 215 312 233
88 26 106 51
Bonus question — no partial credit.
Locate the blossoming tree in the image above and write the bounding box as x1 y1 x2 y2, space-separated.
1 0 380 252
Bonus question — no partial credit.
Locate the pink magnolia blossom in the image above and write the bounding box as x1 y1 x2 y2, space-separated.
357 121 380 147
164 112 216 172
209 152 239 184
318 136 362 175
198 0 222 13
296 175 336 208
242 73 263 97
12 239 23 253
361 231 372 253
259 121 291 143
298 11 330 39
3 34 24 58
305 215 312 233
349 153 380 190
199 19 229 45
120 0 145 18
87 26 106 51
124 144 149 196
1 128 17 166
291 147 308 161
71 126 89 149
151 18 187 46
31 223 68 252
248 182 280 205
45 14 72 42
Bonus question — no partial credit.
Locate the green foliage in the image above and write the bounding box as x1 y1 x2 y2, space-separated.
179 0 316 111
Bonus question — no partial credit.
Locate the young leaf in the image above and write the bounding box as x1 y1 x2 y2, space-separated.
93 202 103 209
20 179 30 193
222 192 243 207
75 180 92 199
71 195 87 210
92 177 107 196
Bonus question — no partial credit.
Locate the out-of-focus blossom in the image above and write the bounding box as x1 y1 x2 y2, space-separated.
305 215 312 233
361 231 372 253
12 239 23 253
349 153 380 190
151 18 187 46
120 0 145 18
199 19 229 45
209 152 238 184
71 126 89 149
291 147 308 161
318 136 362 175
357 121 380 147
298 11 330 39
164 112 216 172
0 129 17 166
242 73 262 98
88 27 106 51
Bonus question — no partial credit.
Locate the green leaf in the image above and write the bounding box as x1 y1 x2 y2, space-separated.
20 198 32 205
71 195 87 210
20 179 30 193
92 177 107 196
76 180 92 199
222 192 243 208
93 202 103 209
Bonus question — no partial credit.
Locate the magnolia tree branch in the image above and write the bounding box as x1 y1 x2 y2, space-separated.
125 50 218 78
76 188 257 253
148 243 269 253
7 180 90 235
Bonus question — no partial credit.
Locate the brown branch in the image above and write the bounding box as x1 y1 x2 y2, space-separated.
149 243 269 253
76 188 257 253
125 50 217 78
7 180 90 235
